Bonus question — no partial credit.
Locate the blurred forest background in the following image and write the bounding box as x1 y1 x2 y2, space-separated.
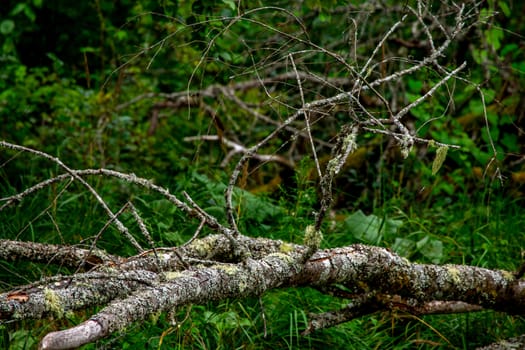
1 0 525 348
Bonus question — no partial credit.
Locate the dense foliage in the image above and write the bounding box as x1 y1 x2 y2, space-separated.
1 0 525 348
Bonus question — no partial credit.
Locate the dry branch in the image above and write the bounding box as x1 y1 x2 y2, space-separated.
1 1 517 349
1 234 523 349
0 239 119 269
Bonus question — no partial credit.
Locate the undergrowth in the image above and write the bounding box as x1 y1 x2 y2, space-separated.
1 0 525 349
1 156 524 349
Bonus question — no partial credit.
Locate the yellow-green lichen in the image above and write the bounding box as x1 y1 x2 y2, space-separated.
304 225 323 250
163 271 184 280
502 270 515 281
188 236 217 258
214 264 240 275
279 242 294 253
399 256 411 266
343 130 358 151
149 311 162 325
238 280 247 293
97 266 117 274
327 157 341 176
357 281 370 292
44 288 64 318
267 252 294 264
447 266 461 284
400 135 413 159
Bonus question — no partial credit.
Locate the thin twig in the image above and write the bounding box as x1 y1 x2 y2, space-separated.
289 53 322 178
128 202 162 272
182 218 206 247
183 135 294 168
0 141 144 252
393 62 467 123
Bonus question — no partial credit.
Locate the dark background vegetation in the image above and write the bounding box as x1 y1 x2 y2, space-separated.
1 0 525 348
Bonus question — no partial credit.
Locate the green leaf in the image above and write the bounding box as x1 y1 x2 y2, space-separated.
418 238 443 264
479 8 489 20
221 0 236 11
482 88 495 104
501 133 518 152
317 12 331 23
415 235 429 250
80 46 98 53
10 3 26 16
471 48 488 64
392 237 416 257
498 1 511 17
150 199 177 216
344 210 402 245
9 329 36 349
410 106 430 120
220 51 232 62
486 27 504 51
192 173 283 224
407 79 423 93
0 20 15 35
115 30 128 41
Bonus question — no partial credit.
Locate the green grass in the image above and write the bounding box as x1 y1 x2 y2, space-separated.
1 0 524 348
2 162 524 350
2 150 525 349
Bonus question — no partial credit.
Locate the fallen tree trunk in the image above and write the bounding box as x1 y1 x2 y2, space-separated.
1 234 523 349
0 3 521 348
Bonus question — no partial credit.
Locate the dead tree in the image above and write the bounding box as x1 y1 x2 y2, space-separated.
1 1 520 349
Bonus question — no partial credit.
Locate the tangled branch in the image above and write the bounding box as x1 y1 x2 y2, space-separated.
1 1 514 349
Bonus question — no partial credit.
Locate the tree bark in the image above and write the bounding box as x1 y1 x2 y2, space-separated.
1 235 523 349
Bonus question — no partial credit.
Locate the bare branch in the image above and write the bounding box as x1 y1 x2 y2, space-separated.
184 135 294 168
2 2 508 349
0 239 120 269
289 53 321 178
10 242 521 349
0 141 143 252
392 62 467 123
315 124 359 233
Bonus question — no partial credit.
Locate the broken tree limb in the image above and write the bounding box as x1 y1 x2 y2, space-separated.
1 235 523 349
0 239 120 269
